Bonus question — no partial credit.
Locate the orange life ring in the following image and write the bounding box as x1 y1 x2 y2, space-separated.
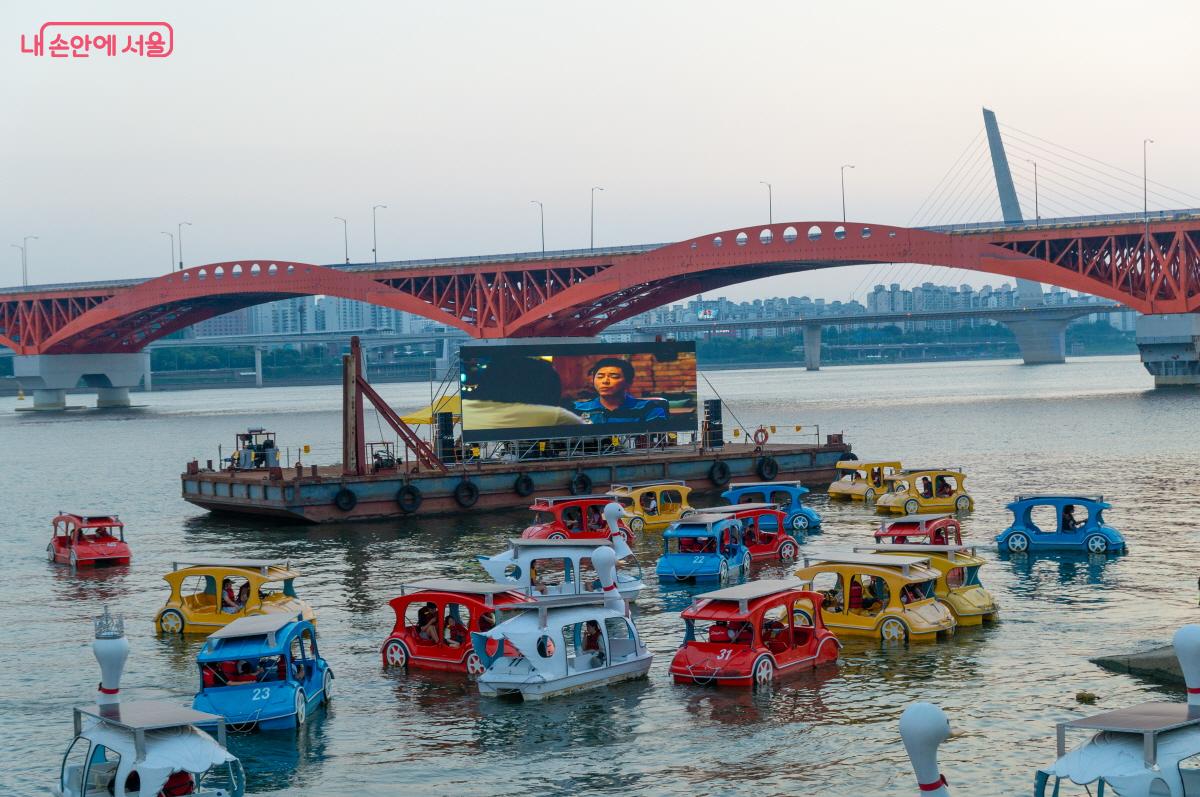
752 428 769 446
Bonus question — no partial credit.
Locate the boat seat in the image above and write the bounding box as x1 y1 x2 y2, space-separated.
709 626 731 642
793 627 813 646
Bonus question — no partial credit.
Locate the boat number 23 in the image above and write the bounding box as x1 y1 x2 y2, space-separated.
252 687 271 701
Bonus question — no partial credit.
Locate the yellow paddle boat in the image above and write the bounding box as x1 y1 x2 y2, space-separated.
875 468 973 515
827 460 902 502
856 544 999 626
155 558 316 635
607 480 695 533
794 553 955 643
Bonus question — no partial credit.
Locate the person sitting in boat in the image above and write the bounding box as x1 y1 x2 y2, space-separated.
586 506 603 531
1062 504 1082 531
573 357 669 425
919 478 934 499
529 562 549 594
443 612 468 648
236 582 250 609
641 493 658 516
221 578 239 613
417 602 439 642
581 620 605 666
479 611 496 632
727 621 753 644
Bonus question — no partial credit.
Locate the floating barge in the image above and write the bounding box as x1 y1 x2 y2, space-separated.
182 338 852 524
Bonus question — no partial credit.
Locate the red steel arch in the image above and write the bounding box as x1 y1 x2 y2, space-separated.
1 217 1197 353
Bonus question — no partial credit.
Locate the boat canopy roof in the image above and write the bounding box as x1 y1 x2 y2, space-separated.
897 467 964 476
76 701 223 733
835 460 901 469
664 515 736 534
171 558 296 578
530 495 614 506
609 479 686 491
726 481 807 490
854 544 980 561
800 552 933 577
55 513 123 527
880 513 955 526
694 579 805 610
1012 493 1106 504
208 613 298 640
506 538 614 549
693 503 779 515
399 578 526 597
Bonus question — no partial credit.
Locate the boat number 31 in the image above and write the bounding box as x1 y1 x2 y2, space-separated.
252 687 271 701
715 649 732 660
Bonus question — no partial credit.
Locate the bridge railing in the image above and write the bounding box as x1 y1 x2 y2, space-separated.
925 207 1200 235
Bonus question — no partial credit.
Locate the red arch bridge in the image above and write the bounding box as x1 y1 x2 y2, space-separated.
3 210 1200 408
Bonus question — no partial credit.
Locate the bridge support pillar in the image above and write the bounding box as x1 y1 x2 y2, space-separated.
1136 314 1200 387
802 325 822 371
995 316 1069 364
254 347 264 388
13 352 149 409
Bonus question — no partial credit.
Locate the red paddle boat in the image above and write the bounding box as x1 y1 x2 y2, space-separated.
47 513 131 567
875 513 962 545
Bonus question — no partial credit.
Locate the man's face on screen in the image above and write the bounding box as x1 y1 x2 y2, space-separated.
593 366 629 399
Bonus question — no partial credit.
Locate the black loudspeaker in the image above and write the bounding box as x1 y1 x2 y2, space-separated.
435 411 456 461
703 399 724 449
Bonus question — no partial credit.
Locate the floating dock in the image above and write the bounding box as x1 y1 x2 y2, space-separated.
182 439 851 524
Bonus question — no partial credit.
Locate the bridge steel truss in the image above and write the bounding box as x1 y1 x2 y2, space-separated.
2 218 1198 355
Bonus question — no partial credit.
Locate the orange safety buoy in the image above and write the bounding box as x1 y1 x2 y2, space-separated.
752 427 770 446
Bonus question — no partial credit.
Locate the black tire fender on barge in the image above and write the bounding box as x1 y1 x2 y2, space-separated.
708 460 732 487
334 488 358 512
569 471 593 495
513 473 535 497
756 456 779 481
396 484 423 513
454 480 480 508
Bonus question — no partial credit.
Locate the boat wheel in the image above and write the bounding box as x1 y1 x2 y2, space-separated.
880 617 908 643
791 513 810 531
903 499 920 515
1085 534 1108 554
69 549 78 568
719 560 730 583
383 640 409 669
955 495 972 512
548 532 567 540
1006 532 1030 553
629 516 645 534
46 544 54 562
321 670 333 705
158 609 185 634
778 540 798 561
752 656 774 688
864 488 876 503
294 689 307 726
465 652 486 676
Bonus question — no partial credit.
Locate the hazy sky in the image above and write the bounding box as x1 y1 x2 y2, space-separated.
4 1 1198 302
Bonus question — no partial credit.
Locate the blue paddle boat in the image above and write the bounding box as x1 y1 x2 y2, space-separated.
721 481 822 532
193 614 333 732
996 494 1126 554
655 514 750 583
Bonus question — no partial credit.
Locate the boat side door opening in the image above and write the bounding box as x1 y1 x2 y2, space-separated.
405 601 442 649
529 558 570 594
811 572 845 615
442 604 470 649
182 575 218 615
604 616 638 662
561 505 583 533
1062 502 1089 533
639 491 659 517
661 489 683 517
759 603 791 655
60 735 91 796
848 573 887 617
934 474 958 499
791 597 816 645
770 490 794 510
577 558 599 592
1029 505 1058 535
739 490 766 504
561 621 604 672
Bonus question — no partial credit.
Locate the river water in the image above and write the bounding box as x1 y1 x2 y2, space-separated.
2 355 1198 796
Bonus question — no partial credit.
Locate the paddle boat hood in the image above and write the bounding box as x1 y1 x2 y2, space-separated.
472 546 652 701
192 613 333 732
56 607 245 797
476 536 644 602
720 481 822 532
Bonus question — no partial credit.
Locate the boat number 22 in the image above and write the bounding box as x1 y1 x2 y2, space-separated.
252 687 271 701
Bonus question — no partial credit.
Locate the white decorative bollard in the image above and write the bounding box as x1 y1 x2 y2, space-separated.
93 606 128 707
900 702 951 796
1173 625 1200 707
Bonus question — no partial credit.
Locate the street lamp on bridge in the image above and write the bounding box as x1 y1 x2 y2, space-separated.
159 231 175 273
372 204 387 264
11 235 38 286
590 187 603 249
840 164 855 223
530 200 545 255
177 222 191 270
334 216 349 264
759 181 772 224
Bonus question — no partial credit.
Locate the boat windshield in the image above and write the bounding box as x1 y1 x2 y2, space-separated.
201 654 286 686
531 511 553 525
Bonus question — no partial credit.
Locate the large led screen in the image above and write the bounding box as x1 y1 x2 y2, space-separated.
459 341 698 443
